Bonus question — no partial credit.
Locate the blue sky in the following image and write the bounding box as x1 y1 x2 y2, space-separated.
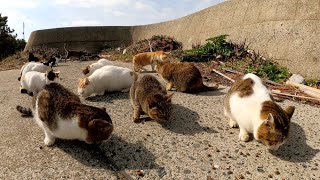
0 0 225 41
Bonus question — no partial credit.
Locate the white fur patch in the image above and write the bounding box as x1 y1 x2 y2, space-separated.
20 71 56 95
228 73 272 139
85 58 113 76
78 65 134 98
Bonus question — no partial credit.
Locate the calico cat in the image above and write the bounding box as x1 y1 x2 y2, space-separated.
16 82 113 146
130 74 173 123
224 73 295 150
156 61 218 93
20 70 60 96
133 51 170 72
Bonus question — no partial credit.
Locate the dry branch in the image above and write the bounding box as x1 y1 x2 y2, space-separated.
271 90 320 101
285 81 320 99
211 69 235 82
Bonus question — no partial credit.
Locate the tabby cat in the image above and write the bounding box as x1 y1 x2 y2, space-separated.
156 61 218 93
224 73 295 150
129 74 173 123
16 82 113 146
133 51 170 72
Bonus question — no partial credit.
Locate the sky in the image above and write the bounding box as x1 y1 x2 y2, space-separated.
0 0 225 41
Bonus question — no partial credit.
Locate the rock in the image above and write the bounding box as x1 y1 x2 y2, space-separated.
289 74 305 84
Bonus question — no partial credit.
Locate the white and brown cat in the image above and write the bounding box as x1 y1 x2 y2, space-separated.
133 51 170 72
224 73 295 150
130 74 173 123
17 82 113 146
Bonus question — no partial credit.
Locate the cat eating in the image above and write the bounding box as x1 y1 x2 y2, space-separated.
17 82 113 146
224 73 295 150
156 61 218 93
130 74 173 123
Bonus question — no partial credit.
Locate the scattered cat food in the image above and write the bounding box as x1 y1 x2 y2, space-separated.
39 146 43 150
275 170 280 175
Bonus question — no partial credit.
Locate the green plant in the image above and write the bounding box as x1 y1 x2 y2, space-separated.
184 35 232 57
246 61 289 83
305 79 319 87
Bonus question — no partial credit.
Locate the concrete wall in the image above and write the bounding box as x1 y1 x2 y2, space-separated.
25 0 320 79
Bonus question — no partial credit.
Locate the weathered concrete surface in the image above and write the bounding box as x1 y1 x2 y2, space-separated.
0 61 319 179
24 0 320 79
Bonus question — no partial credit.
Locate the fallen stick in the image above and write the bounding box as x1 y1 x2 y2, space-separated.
285 81 320 99
263 79 282 86
222 68 243 75
211 69 235 82
271 90 320 101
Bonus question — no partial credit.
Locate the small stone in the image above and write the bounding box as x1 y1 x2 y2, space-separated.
215 148 220 152
227 170 233 175
257 166 264 173
268 174 273 178
136 170 143 177
207 154 212 157
39 146 43 150
311 167 318 171
246 171 251 174
288 74 305 84
255 153 261 157
183 169 191 174
214 165 219 169
238 174 245 179
275 170 280 175
207 176 214 180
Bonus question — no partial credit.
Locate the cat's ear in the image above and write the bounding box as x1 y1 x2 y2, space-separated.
165 93 174 102
284 106 295 119
265 113 274 125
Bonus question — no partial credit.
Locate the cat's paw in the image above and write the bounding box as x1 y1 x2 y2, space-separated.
44 137 56 146
239 132 250 142
229 119 238 128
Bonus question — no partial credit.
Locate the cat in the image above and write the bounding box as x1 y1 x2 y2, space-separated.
28 52 40 62
82 58 114 76
223 73 295 150
16 82 113 146
156 61 219 93
63 43 87 61
43 55 61 67
133 51 170 72
20 70 60 96
129 74 173 123
18 62 51 81
78 65 137 98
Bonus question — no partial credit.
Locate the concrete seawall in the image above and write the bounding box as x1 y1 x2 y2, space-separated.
25 0 320 79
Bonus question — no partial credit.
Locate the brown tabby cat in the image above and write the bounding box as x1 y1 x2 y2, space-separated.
156 61 218 93
129 74 173 123
133 51 170 72
16 82 113 146
224 73 295 150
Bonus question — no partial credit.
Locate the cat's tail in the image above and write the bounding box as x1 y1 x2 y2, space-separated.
200 83 219 92
16 105 33 117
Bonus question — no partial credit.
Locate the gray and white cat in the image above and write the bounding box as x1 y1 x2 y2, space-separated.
224 73 295 150
17 82 113 146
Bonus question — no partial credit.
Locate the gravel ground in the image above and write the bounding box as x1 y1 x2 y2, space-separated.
0 60 319 179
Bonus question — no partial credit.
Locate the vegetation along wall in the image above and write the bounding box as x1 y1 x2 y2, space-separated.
25 0 320 79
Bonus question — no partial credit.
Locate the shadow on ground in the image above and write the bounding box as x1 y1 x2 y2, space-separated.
85 92 129 103
270 122 319 162
162 104 218 135
55 135 158 171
